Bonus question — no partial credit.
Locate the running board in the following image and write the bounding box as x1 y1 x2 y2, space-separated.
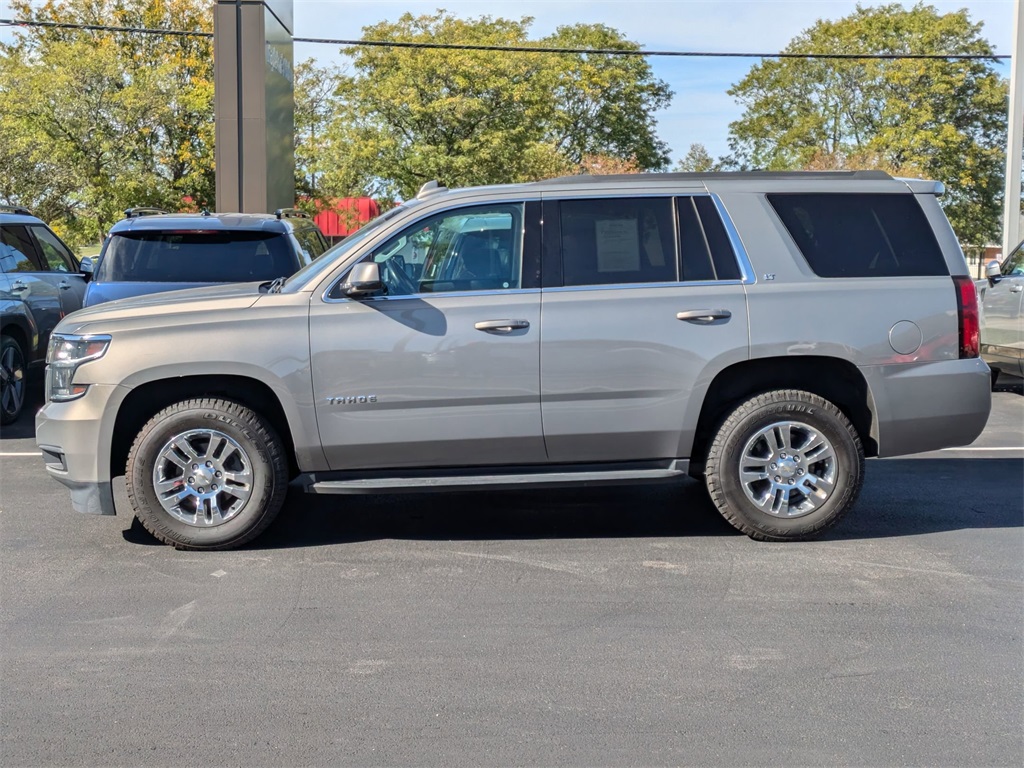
300 460 689 495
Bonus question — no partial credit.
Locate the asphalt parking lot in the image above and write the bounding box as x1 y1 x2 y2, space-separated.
1 383 1021 767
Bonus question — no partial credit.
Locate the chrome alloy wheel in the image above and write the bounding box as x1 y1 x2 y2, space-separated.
738 420 838 518
0 342 25 420
152 429 254 527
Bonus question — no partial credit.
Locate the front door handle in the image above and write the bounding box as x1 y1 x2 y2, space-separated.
475 319 530 334
676 309 732 324
1010 284 1023 293
58 279 71 290
10 280 27 292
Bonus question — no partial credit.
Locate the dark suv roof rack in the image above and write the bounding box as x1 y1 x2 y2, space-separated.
0 204 33 216
275 208 311 220
124 207 169 219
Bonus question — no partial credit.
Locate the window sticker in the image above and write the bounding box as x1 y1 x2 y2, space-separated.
595 218 639 272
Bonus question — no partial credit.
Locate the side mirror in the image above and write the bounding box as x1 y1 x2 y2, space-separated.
985 260 1001 283
80 257 94 283
341 262 384 297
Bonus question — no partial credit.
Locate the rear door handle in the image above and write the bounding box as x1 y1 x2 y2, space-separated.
676 309 732 324
475 319 530 334
10 280 27 292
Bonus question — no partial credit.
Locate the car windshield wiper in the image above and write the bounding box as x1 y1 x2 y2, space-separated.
264 276 287 293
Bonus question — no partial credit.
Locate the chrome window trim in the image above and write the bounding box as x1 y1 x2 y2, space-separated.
542 280 747 294
323 287 541 304
709 194 756 284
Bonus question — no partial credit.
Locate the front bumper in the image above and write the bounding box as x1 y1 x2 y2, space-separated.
862 357 992 458
36 383 130 515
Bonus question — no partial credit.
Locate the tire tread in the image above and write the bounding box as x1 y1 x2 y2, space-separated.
125 397 288 550
704 389 864 541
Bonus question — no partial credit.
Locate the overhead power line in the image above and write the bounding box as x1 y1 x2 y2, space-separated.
0 18 1013 60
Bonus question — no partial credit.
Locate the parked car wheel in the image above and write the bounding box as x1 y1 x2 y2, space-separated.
0 335 26 426
125 398 288 550
705 390 864 541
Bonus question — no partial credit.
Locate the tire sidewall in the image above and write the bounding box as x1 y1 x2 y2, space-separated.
0 335 26 425
712 397 860 538
128 403 282 549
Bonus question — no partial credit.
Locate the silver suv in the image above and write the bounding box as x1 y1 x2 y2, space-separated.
35 172 992 550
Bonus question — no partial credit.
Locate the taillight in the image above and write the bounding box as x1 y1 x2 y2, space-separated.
953 276 979 359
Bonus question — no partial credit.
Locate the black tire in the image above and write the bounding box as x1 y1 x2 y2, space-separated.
125 398 288 550
0 334 27 426
704 389 864 541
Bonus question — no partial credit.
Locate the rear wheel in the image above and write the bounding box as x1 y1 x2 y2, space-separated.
125 398 288 550
704 389 864 541
0 335 26 426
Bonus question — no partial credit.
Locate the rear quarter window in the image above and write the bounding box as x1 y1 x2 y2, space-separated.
767 193 948 278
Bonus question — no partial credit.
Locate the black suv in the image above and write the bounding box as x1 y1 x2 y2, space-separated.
82 209 330 307
1 206 86 425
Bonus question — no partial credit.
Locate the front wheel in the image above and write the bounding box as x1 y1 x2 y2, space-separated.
704 389 864 541
125 398 288 550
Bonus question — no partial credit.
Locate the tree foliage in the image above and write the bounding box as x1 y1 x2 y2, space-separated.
317 11 672 201
674 143 720 172
0 0 214 245
726 2 1007 247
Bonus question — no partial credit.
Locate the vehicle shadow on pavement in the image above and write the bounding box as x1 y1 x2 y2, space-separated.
119 457 1023 550
0 387 43 440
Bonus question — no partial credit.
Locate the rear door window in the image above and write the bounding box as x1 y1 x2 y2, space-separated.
559 198 676 286
767 193 948 277
97 231 296 283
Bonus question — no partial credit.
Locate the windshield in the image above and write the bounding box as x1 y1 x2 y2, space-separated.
97 230 295 283
282 201 419 291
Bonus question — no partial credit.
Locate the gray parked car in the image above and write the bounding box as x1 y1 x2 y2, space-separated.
1 206 86 424
978 239 1023 381
82 208 330 307
35 172 991 550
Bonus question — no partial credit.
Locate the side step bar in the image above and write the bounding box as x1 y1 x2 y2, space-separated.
300 460 690 495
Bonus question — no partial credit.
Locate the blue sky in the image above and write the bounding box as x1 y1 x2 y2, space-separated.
1 0 1016 165
289 0 1016 164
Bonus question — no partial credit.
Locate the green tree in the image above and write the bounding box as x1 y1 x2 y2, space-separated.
294 58 346 206
0 0 214 244
726 2 1006 248
538 24 671 169
325 11 671 200
674 143 720 172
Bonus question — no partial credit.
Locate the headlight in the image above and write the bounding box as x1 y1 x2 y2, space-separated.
45 334 111 402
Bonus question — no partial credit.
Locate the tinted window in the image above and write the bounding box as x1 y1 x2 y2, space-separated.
30 225 75 272
0 225 41 273
295 227 327 264
694 196 741 280
560 198 675 286
359 203 523 297
768 193 947 278
1002 241 1024 276
676 198 716 281
97 231 297 283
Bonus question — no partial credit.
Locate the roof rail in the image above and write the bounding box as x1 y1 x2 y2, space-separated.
275 207 311 220
124 207 169 219
0 204 33 216
417 180 447 199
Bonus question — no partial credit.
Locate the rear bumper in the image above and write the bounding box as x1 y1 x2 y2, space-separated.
862 358 992 458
